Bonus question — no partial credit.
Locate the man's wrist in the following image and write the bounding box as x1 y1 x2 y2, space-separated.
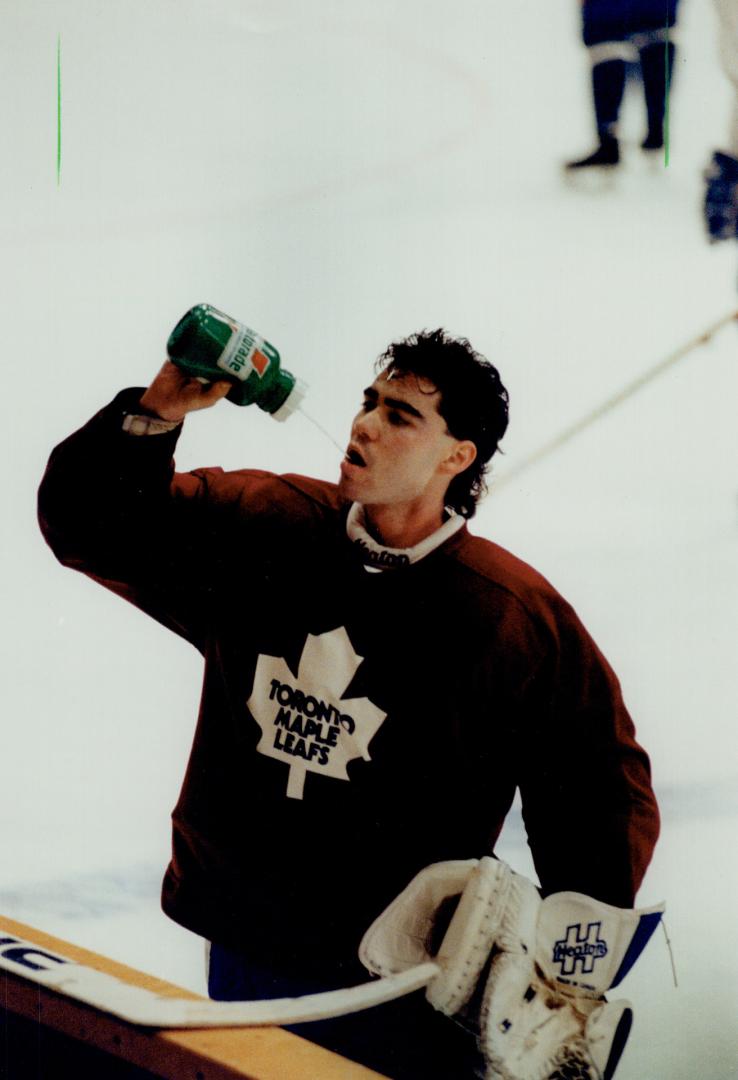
122 412 182 436
138 388 187 423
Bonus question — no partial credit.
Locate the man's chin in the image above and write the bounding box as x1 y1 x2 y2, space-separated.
337 475 361 502
338 462 367 501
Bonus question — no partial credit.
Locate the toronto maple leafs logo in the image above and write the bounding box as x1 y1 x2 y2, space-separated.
248 626 386 799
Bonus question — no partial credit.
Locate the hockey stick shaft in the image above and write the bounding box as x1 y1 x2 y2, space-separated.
0 933 439 1029
496 309 738 487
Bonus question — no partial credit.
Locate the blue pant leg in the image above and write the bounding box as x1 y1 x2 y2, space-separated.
582 0 679 45
582 0 629 46
208 943 486 1080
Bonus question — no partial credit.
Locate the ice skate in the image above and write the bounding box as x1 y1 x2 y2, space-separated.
565 134 620 170
641 130 664 151
563 133 619 189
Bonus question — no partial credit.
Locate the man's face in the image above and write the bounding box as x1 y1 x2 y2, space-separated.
338 371 464 512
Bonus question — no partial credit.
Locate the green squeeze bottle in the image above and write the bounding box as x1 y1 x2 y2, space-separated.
167 303 306 421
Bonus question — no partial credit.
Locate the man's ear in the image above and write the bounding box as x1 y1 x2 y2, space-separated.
441 440 477 477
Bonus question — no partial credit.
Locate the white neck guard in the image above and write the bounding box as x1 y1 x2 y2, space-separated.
346 503 465 572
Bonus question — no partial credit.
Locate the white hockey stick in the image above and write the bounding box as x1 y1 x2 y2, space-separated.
495 308 738 487
0 933 439 1029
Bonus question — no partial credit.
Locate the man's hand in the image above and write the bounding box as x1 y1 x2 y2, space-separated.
139 361 232 422
361 858 665 1080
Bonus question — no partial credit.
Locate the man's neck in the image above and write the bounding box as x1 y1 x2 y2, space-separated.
362 503 446 549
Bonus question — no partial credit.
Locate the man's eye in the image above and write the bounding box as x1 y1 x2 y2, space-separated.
388 411 408 426
361 399 375 413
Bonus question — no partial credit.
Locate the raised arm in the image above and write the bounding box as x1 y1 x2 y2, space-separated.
38 364 232 650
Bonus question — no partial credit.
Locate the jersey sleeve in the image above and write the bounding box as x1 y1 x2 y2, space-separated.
38 389 257 653
514 596 660 908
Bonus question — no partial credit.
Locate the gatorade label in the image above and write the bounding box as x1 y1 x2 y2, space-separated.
217 325 275 382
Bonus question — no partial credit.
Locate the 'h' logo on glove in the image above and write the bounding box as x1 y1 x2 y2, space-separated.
553 922 608 976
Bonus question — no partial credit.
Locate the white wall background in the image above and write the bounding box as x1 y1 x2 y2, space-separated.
1 1 737 1076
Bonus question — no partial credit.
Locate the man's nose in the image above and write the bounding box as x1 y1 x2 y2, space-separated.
353 409 379 441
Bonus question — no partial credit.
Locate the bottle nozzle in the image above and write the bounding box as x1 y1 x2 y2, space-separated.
269 376 308 421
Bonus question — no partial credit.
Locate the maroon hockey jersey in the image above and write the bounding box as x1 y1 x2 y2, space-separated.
38 390 659 974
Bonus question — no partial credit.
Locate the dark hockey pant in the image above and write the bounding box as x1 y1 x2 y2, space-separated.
207 941 486 1079
581 0 680 144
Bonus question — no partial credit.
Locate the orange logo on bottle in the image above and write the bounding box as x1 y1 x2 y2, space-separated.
252 350 270 377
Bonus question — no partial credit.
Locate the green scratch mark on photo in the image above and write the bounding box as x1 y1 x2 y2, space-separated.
57 34 62 185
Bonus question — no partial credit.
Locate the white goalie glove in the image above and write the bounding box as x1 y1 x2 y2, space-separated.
360 858 664 1080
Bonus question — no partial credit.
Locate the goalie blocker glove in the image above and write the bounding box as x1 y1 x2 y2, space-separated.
704 151 738 242
360 858 665 1080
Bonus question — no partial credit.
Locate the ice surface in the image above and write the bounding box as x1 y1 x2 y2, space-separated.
1 1 736 1076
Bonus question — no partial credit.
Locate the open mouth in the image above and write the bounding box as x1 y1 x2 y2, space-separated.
345 447 366 467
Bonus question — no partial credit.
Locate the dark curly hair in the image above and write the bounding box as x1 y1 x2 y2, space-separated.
376 328 509 518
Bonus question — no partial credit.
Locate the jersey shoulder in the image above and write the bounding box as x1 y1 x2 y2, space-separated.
280 473 345 512
186 467 341 509
182 468 346 531
452 529 570 623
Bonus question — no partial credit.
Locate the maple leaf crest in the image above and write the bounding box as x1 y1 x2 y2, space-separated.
248 626 386 799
